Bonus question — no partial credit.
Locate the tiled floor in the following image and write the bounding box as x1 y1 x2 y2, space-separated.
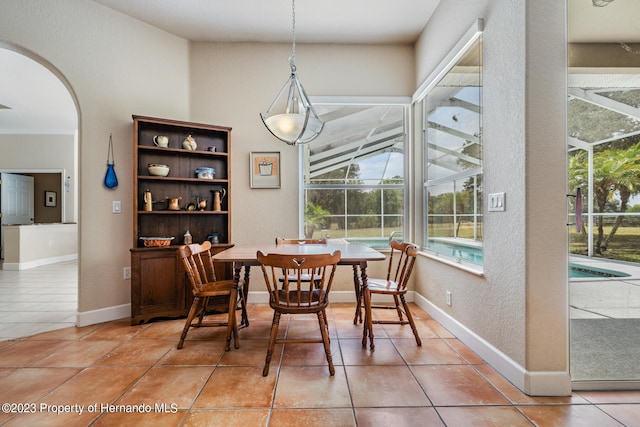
1 261 639 425
0 301 639 426
0 260 77 341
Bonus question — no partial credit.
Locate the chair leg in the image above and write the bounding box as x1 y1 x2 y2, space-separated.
393 295 404 321
225 288 239 351
197 296 209 326
178 297 203 349
400 295 422 346
318 310 335 376
263 311 281 376
362 289 375 350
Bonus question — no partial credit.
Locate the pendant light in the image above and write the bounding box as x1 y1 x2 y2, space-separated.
260 0 324 146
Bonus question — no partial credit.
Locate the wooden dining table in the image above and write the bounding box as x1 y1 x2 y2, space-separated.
213 241 386 348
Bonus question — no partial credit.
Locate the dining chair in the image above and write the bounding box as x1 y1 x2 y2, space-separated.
275 237 328 287
361 240 421 350
275 237 327 245
177 241 239 352
257 250 341 376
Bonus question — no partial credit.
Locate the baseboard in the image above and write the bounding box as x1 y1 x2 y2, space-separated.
76 303 130 327
414 293 572 396
1 253 78 270
572 380 640 391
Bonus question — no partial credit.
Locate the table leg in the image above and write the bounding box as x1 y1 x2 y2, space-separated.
352 265 362 325
357 262 374 350
233 263 250 328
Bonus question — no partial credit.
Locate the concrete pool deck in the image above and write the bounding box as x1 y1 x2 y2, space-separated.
570 255 640 320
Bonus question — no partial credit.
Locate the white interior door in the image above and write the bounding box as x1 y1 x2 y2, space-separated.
0 172 35 258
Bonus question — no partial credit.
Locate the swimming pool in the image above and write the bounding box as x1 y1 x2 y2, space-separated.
346 238 631 278
569 264 631 278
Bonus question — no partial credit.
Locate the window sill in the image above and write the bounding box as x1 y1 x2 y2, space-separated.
418 250 485 277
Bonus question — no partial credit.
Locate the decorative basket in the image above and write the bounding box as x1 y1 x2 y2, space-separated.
139 237 174 247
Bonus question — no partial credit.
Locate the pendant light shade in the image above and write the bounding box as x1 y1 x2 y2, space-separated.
260 0 323 146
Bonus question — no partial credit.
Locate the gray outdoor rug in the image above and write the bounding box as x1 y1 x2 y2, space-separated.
570 318 640 381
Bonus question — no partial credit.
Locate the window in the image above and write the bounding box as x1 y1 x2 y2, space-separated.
301 102 408 248
421 30 483 265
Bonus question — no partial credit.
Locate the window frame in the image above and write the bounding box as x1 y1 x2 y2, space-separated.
414 20 484 271
299 97 412 247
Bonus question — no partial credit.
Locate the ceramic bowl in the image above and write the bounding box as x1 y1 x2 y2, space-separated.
195 167 215 180
148 163 170 177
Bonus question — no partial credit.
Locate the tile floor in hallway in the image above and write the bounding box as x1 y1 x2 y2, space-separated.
0 260 77 341
0 301 639 426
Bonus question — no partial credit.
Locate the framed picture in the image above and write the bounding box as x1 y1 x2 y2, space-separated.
250 151 281 188
45 191 57 207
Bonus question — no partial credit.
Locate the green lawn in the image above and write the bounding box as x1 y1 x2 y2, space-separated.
570 226 640 263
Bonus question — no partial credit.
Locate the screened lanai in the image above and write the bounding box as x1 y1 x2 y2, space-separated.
568 74 640 262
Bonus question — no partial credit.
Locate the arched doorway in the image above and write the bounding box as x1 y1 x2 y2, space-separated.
0 45 79 339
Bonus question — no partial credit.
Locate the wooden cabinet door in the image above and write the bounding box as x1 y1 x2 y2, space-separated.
131 247 186 324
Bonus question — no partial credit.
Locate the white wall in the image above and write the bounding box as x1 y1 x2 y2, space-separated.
0 0 191 315
188 42 415 292
413 0 569 395
0 134 76 222
1 0 570 396
189 43 415 244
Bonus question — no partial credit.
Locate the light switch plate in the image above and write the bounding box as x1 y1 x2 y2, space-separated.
112 200 122 214
488 192 505 212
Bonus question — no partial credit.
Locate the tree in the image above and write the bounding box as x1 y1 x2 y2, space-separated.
568 142 640 254
304 203 330 239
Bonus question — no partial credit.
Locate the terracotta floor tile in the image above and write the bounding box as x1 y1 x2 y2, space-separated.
237 319 283 340
356 407 444 427
281 341 342 367
393 337 465 365
247 305 278 321
426 319 455 338
407 303 431 320
0 340 68 367
438 406 533 426
334 319 386 339
0 302 637 425
475 364 589 405
597 403 640 426
380 318 439 340
25 323 102 341
273 366 351 408
411 365 510 406
193 366 276 408
218 339 281 367
2 410 99 427
285 318 336 340
159 340 227 366
182 409 269 426
92 410 186 426
346 365 431 407
0 367 80 404
329 303 360 321
518 404 626 427
117 366 212 409
39 366 147 406
444 338 486 364
339 338 404 366
84 318 147 340
269 408 356 427
132 319 185 339
577 390 640 404
30 340 121 367
94 339 174 366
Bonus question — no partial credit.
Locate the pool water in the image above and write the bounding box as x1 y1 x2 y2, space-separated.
569 264 630 278
346 238 631 278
